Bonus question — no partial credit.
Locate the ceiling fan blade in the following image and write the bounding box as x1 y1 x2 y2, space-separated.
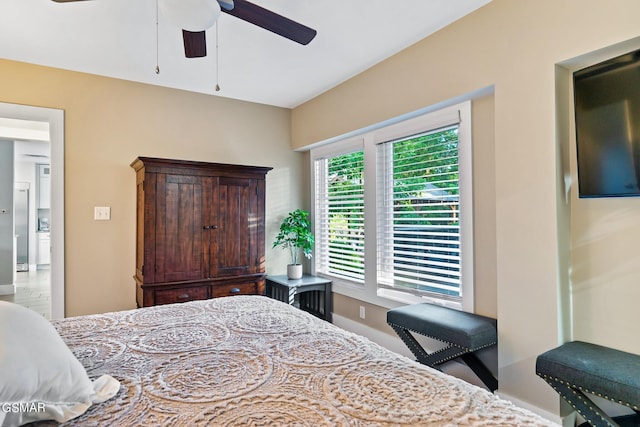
182 30 207 58
221 0 316 45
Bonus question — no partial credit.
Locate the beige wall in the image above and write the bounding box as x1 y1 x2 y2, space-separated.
292 0 640 416
0 59 304 317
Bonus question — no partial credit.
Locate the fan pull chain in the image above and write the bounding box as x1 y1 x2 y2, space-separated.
215 21 220 91
155 0 160 74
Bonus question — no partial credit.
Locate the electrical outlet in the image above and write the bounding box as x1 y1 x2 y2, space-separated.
94 206 111 221
359 305 366 319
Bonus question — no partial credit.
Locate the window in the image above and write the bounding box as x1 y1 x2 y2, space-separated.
311 101 473 311
377 125 462 302
314 149 365 282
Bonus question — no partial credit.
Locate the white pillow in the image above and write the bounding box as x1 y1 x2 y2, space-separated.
0 301 120 426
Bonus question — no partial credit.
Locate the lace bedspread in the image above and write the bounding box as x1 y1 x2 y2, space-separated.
48 296 557 426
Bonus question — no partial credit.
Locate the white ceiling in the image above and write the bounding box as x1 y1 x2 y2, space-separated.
1 0 491 108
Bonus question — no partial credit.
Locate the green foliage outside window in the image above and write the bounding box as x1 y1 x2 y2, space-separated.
392 127 459 228
322 126 460 290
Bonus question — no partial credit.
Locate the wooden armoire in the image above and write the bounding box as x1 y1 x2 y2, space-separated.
131 157 272 307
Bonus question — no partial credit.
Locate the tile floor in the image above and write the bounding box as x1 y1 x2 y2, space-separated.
0 269 51 319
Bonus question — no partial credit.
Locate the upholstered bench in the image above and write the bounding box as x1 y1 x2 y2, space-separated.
536 341 640 427
387 303 498 391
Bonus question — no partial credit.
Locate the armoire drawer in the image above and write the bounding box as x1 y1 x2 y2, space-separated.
154 286 210 305
213 281 260 297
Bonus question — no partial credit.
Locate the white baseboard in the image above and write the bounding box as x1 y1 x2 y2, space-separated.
0 283 15 295
332 313 415 359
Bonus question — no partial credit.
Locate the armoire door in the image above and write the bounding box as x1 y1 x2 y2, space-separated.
155 174 208 282
210 177 259 277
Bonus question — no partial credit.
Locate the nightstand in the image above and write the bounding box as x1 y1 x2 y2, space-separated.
265 274 332 322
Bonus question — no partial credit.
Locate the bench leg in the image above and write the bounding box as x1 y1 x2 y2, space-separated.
390 324 465 366
460 353 498 392
542 378 619 427
390 324 498 392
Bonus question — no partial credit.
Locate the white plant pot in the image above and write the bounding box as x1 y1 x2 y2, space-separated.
287 264 303 280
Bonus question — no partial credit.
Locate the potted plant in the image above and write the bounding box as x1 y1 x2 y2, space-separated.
272 209 314 279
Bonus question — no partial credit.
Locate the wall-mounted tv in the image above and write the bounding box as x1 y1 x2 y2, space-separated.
574 48 640 198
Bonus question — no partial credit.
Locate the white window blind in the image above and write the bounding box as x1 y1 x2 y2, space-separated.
314 150 365 282
377 124 462 301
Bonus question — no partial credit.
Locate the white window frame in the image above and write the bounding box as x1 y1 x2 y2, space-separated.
311 101 474 312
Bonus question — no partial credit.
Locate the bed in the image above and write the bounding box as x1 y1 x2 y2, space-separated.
2 296 558 426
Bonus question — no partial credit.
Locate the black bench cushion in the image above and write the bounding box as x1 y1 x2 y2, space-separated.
536 341 640 409
386 303 497 351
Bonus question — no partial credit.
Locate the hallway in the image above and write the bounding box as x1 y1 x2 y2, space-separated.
0 269 50 319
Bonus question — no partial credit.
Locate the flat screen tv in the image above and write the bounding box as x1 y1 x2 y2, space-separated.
574 48 640 198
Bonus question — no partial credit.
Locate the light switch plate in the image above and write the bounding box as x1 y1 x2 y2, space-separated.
94 206 111 221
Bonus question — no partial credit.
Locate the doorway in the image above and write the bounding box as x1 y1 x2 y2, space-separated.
0 102 64 319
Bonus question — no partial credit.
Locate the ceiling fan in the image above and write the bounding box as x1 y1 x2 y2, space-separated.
51 0 317 58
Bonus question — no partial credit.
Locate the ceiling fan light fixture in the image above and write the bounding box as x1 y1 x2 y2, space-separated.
217 0 234 11
158 0 221 31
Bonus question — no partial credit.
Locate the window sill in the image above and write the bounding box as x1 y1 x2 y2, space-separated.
328 275 464 312
377 288 463 311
